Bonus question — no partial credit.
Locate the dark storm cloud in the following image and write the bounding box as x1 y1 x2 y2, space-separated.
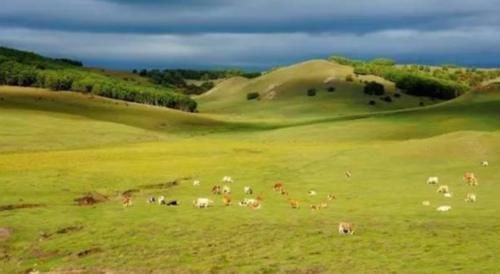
1 0 500 68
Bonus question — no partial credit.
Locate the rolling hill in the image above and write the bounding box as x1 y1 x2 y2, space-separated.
197 60 443 122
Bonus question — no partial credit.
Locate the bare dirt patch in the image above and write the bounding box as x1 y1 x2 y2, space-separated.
0 227 12 240
74 192 108 206
122 189 140 197
0 203 44 211
140 180 180 190
76 247 102 258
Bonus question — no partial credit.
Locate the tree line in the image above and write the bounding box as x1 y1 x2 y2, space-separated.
0 47 197 112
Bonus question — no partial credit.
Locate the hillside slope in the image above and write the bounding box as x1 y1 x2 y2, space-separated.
197 60 442 122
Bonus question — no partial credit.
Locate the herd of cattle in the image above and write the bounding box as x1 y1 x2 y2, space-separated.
121 174 355 235
423 160 488 212
120 161 488 236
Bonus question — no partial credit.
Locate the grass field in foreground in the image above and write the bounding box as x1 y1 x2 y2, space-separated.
1 85 500 273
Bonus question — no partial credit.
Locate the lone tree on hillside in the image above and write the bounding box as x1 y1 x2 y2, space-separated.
364 81 385 96
247 92 260 100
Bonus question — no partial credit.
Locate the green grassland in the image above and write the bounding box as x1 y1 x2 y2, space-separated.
1 61 500 273
197 60 442 122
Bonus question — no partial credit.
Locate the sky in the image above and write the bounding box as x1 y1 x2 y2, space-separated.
1 0 500 70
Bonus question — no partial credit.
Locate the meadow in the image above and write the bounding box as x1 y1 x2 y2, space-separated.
1 59 500 273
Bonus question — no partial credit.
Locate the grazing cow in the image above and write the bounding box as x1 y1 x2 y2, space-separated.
280 189 289 196
238 199 248 206
338 222 354 235
436 205 452 212
464 172 478 186
345 171 352 179
422 200 431 206
443 193 453 198
193 198 213 208
481 161 489 167
244 186 253 195
122 196 132 207
146 196 156 204
273 182 284 192
223 195 232 206
427 176 439 185
289 199 300 209
465 193 477 203
158 196 166 205
243 199 261 209
222 185 231 194
165 200 178 206
222 176 234 184
212 185 222 195
437 185 450 194
308 190 317 196
193 180 200 186
311 203 328 211
327 193 336 201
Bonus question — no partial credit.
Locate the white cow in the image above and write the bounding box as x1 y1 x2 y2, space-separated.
308 190 317 196
238 198 261 209
436 205 452 212
427 176 439 185
481 161 489 167
244 186 253 195
193 180 200 186
443 193 453 198
422 200 431 206
222 176 234 184
222 185 231 194
158 195 166 205
437 185 450 194
338 222 354 235
193 198 213 208
465 193 477 203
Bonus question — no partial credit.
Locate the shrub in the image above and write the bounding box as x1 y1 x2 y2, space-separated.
327 86 336 92
369 100 376 105
246 92 260 100
364 81 385 95
307 88 317 96
354 66 370 75
419 102 425 106
345 75 354 82
382 96 393 102
393 93 401 98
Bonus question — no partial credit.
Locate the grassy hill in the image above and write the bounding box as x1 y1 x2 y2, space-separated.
198 60 443 122
0 47 197 111
1 61 500 273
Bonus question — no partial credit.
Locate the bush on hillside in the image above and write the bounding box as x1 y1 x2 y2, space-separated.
247 92 260 100
382 96 393 103
345 75 354 82
327 86 336 92
369 100 376 106
307 88 317 96
364 81 385 95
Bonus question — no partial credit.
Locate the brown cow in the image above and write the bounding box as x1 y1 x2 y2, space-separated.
122 196 132 207
273 182 284 192
289 199 300 209
223 195 232 206
464 172 478 186
212 185 222 195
